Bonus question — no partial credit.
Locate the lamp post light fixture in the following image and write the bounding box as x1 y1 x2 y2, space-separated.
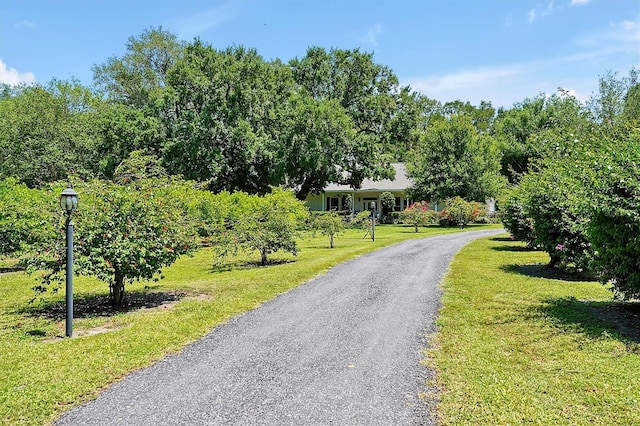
370 201 376 242
60 183 78 337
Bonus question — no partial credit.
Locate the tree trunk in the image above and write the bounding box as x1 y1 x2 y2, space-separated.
329 234 334 248
295 177 315 201
260 249 268 265
111 270 125 306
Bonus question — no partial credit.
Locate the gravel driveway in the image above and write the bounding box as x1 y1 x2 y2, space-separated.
56 229 503 426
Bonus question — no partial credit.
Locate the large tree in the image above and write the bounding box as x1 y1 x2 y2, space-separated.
271 93 359 200
0 80 100 186
587 67 639 128
162 41 291 194
289 47 398 187
407 114 504 202
384 87 442 161
492 92 587 183
92 27 184 109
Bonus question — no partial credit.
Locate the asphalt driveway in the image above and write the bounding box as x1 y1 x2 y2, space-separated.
56 228 503 425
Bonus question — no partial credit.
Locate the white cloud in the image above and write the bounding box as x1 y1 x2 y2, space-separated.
571 0 591 5
0 59 35 85
13 20 35 29
172 6 233 39
401 19 639 109
362 24 382 47
529 1 562 24
610 20 640 44
573 19 640 55
406 66 521 93
505 13 513 27
404 65 528 107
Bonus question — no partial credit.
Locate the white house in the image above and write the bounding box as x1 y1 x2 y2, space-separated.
305 163 443 214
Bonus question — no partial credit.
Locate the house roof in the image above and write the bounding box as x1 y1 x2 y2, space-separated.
324 163 412 193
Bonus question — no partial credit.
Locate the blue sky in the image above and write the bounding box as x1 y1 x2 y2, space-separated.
1 0 638 109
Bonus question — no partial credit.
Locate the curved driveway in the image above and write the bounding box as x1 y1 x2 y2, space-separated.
57 229 502 425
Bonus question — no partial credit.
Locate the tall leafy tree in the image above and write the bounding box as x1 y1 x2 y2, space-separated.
92 27 184 109
384 87 441 161
622 83 640 126
163 41 291 194
0 80 100 186
492 92 586 183
289 47 398 186
443 100 495 133
587 67 639 128
94 103 164 178
271 93 359 200
407 114 504 202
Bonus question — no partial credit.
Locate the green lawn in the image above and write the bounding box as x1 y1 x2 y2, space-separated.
0 224 492 425
433 234 640 425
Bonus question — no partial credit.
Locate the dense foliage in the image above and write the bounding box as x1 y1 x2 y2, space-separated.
438 197 486 228
499 69 640 298
0 178 57 256
406 114 505 202
220 188 309 265
1 26 638 300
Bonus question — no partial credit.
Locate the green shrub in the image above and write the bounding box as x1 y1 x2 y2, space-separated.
519 165 593 273
584 131 640 298
499 186 536 246
0 178 57 257
380 191 396 224
310 211 345 248
438 197 483 228
213 187 309 265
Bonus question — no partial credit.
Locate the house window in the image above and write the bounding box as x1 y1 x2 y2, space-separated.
326 197 339 211
394 197 401 211
403 198 414 210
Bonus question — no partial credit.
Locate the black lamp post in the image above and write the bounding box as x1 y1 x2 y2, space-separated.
60 184 78 337
370 201 376 242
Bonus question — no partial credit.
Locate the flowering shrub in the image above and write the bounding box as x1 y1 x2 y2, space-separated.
438 197 485 227
401 201 437 232
26 178 198 306
518 164 593 273
583 131 640 298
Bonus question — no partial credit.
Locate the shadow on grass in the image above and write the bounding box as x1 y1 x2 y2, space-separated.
210 258 296 273
19 290 189 321
491 236 515 242
501 263 595 282
0 265 25 274
492 245 537 252
539 297 640 345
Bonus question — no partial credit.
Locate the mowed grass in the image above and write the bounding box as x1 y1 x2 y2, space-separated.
0 224 495 425
433 235 640 425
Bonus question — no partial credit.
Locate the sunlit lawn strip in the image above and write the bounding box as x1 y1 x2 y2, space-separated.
433 235 640 425
0 224 496 425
